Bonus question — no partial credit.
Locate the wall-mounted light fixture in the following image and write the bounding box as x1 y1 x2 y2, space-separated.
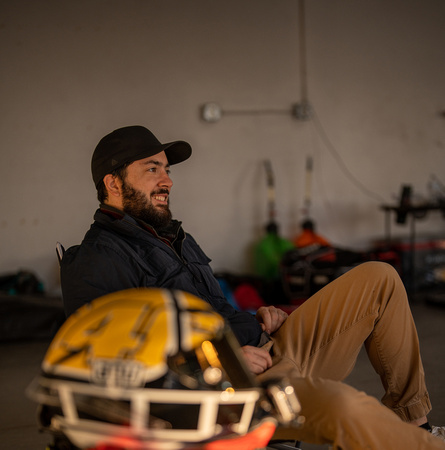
200 102 223 123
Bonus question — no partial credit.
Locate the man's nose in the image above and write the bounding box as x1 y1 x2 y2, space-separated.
159 170 173 187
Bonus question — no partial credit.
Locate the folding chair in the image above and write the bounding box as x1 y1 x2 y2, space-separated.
56 242 65 267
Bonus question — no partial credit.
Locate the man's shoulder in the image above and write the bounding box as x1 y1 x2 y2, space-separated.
63 213 172 269
62 234 122 269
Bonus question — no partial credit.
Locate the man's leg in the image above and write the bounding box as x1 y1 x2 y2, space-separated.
266 261 431 421
271 378 444 450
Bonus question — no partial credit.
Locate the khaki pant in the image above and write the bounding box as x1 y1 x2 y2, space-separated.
258 262 443 449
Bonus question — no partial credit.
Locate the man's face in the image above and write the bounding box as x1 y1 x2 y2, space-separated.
119 151 174 228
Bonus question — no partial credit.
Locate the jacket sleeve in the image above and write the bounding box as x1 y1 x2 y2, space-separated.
221 305 263 347
182 234 263 347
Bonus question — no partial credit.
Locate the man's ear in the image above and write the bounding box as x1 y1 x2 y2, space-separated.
103 174 122 198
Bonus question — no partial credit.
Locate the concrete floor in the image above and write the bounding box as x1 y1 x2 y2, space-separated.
1 297 444 450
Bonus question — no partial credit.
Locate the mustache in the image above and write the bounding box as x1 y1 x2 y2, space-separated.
151 188 170 196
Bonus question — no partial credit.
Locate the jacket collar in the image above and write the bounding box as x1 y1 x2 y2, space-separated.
98 204 184 248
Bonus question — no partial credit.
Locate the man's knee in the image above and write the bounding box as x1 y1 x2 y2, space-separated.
357 260 397 276
297 378 377 427
316 381 365 422
287 378 377 444
349 261 401 287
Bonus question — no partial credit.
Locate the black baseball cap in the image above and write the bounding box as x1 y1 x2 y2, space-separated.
91 125 192 187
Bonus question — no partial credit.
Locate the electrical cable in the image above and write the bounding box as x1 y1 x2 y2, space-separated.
310 107 387 204
298 0 309 104
297 0 386 205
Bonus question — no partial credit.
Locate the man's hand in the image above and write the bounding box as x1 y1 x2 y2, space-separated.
256 306 288 334
241 345 273 375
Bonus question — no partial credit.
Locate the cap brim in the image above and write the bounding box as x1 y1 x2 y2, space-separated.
129 140 191 167
163 140 192 165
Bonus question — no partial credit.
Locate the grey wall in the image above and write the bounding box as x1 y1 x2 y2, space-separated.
1 0 444 295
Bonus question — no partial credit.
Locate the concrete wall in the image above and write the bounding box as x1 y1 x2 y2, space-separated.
1 0 444 294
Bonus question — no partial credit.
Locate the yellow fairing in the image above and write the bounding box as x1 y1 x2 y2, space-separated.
42 288 225 387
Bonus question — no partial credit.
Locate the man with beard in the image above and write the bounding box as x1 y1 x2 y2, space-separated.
60 125 445 449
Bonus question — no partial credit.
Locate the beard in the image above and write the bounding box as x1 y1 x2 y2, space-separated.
121 180 172 229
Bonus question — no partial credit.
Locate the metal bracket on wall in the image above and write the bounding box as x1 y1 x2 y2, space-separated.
200 101 312 123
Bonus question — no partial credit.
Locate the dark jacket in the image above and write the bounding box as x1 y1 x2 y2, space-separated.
61 207 262 346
